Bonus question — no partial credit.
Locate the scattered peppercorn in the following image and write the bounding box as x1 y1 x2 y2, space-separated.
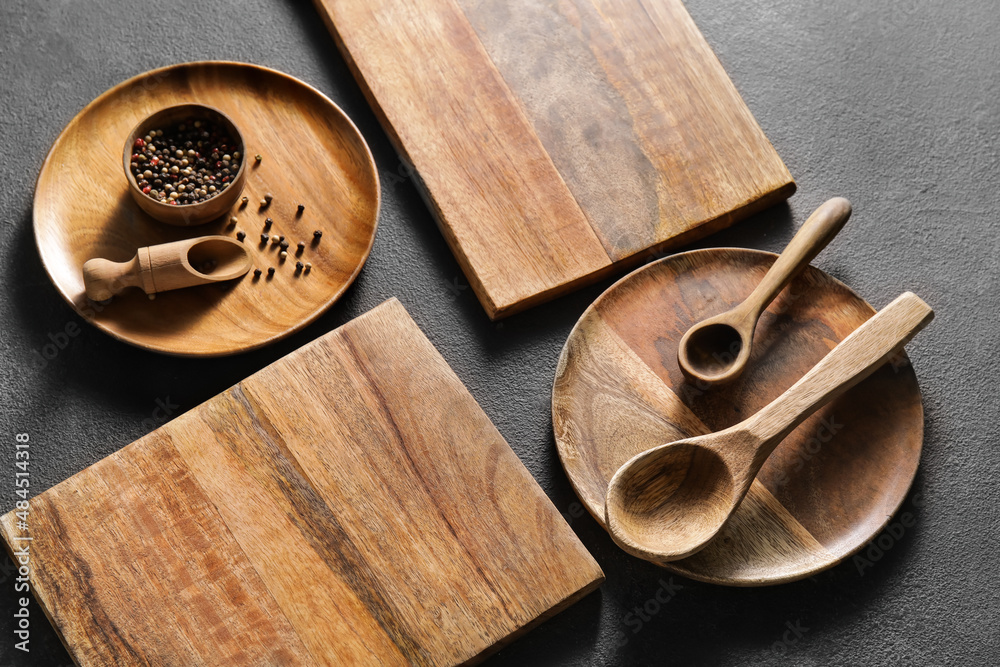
277 234 284 242
280 250 288 260
253 268 262 278
261 233 269 243
279 241 289 250
129 118 241 206
229 216 238 226
241 196 249 206
236 230 246 241
295 261 304 271
255 154 262 163
304 262 312 272
264 193 273 204
271 236 280 246
264 217 272 229
267 267 275 277
296 204 305 215
313 230 322 240
296 241 305 252
259 198 267 207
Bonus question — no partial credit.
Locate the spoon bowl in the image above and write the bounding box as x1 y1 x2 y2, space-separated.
607 292 934 564
606 441 735 561
186 237 253 279
677 320 748 382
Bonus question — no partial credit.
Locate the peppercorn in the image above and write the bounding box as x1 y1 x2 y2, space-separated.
241 196 248 207
279 241 289 250
304 262 312 272
130 117 240 205
229 216 238 226
280 250 288 259
297 241 305 252
253 268 262 278
267 267 275 277
313 230 322 240
259 198 268 207
264 217 272 229
261 233 269 243
296 204 305 215
255 154 262 163
236 231 246 241
264 193 273 204
295 261 303 272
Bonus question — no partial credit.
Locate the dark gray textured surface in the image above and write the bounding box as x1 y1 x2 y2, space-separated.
1 1 997 664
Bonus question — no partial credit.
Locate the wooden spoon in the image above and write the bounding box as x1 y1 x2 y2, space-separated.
606 291 933 564
82 235 252 301
677 197 852 385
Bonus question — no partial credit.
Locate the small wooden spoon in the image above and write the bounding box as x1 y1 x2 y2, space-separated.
83 235 252 301
677 197 852 385
606 291 933 564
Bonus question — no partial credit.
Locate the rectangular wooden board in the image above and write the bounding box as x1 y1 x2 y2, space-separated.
314 0 795 318
1 298 604 666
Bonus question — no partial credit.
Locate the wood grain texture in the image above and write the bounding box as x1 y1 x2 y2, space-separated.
316 0 612 318
553 248 925 585
313 0 795 318
1 299 603 665
34 61 380 356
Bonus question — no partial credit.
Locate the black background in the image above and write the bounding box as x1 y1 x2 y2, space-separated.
1 1 998 664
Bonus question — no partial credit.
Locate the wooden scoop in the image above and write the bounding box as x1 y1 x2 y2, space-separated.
606 292 933 564
677 197 852 385
83 236 252 301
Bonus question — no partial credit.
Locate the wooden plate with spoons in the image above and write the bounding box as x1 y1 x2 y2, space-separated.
553 248 925 585
33 61 379 356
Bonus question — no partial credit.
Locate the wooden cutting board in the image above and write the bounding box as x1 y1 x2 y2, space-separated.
313 0 795 318
1 299 603 666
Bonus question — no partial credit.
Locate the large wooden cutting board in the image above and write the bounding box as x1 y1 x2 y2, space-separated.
1 299 603 666
314 0 795 318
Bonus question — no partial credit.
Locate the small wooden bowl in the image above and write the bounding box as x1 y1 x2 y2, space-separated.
123 104 247 226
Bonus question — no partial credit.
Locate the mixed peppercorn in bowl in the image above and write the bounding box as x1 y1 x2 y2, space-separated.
123 104 247 226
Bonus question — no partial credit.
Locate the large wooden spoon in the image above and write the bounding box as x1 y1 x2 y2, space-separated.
606 292 933 564
677 197 852 385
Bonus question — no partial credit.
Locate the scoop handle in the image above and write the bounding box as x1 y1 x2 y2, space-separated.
82 256 144 301
745 292 933 467
733 198 852 326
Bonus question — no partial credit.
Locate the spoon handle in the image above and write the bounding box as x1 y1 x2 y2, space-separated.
746 292 933 464
734 198 852 324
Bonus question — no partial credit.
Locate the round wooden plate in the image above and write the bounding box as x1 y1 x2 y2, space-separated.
553 248 924 586
34 61 379 356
